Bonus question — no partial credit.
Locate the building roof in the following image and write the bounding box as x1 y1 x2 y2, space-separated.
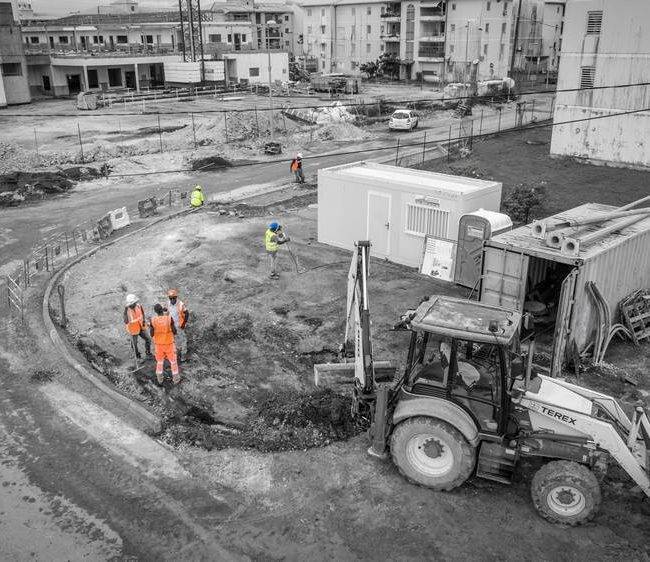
322 161 501 199
488 203 650 265
22 11 179 26
298 0 384 6
408 295 522 345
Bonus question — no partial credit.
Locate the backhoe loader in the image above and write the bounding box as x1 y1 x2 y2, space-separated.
315 241 650 525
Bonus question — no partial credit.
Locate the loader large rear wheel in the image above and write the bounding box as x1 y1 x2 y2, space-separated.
531 460 601 525
390 416 476 490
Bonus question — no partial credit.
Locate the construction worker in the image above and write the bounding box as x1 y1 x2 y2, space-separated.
190 184 205 208
123 294 151 359
149 303 180 385
265 221 288 279
290 153 304 184
167 289 189 362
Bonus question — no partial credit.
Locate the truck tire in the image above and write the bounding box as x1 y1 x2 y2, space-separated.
390 416 476 490
531 460 601 525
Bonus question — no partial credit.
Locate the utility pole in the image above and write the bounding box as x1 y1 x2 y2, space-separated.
509 0 523 79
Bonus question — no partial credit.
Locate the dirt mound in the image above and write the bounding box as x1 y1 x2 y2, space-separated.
316 122 371 141
190 155 233 171
161 388 359 452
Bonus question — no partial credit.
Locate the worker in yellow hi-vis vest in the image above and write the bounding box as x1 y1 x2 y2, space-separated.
264 221 288 279
190 185 205 208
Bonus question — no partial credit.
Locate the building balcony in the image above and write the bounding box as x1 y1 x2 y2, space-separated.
381 33 401 42
380 12 401 21
419 14 445 21
417 46 444 60
419 34 444 42
24 44 179 58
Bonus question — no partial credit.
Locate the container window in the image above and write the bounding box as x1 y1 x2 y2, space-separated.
586 10 603 34
405 203 449 238
580 66 595 88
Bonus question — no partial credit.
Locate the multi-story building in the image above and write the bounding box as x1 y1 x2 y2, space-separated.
0 1 30 106
550 0 650 169
299 0 385 73
98 0 141 15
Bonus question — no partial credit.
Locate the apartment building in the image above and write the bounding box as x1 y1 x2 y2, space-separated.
299 0 385 72
550 0 650 169
0 1 30 106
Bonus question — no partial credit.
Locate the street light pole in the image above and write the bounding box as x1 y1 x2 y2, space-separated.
264 20 277 142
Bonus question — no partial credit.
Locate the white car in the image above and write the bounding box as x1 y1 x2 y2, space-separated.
389 109 419 131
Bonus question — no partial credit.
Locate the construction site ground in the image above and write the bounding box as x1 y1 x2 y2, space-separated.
54 174 650 559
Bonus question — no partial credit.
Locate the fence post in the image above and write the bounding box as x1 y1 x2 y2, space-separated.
421 132 427 165
469 119 474 150
191 113 197 149
447 124 452 163
77 123 84 163
45 246 49 272
282 112 287 134
157 114 163 153
531 99 536 123
498 108 502 133
224 111 229 142
394 138 400 166
64 232 70 258
34 127 39 162
479 109 484 136
254 107 260 136
57 284 67 328
72 230 78 255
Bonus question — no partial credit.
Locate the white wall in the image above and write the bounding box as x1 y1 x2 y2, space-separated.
550 0 650 168
224 51 289 83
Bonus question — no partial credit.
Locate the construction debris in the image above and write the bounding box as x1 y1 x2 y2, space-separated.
620 289 650 345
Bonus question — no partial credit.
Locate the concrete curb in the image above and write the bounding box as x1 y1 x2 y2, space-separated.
209 179 294 204
42 207 198 434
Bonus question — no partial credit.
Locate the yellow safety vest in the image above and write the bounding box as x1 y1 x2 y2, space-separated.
190 189 204 207
265 229 278 252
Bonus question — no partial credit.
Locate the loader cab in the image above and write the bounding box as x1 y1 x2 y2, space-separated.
399 296 525 437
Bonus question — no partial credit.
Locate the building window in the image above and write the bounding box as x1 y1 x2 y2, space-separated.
307 8 311 16
405 204 450 238
452 3 456 10
483 44 488 55
486 0 490 10
284 15 289 21
58 36 69 43
366 42 371 53
1 62 22 76
580 66 595 88
503 1 508 16
586 10 603 34
242 34 246 42
116 35 128 43
227 34 232 42
367 7 371 15
450 24 455 32
145 35 153 43
367 25 371 35
321 8 325 16
29 36 39 43
307 25 312 34
321 25 326 33
351 7 355 15
249 67 260 77
380 44 384 51
484 23 489 33
285 28 289 34
87 68 99 88
107 67 122 87
501 22 507 34
209 34 222 42
93 36 99 44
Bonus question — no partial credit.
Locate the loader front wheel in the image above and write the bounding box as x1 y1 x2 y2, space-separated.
531 461 601 525
390 416 476 490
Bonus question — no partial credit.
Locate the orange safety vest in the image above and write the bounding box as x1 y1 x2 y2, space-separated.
171 299 188 329
151 315 174 345
290 159 300 172
125 304 145 335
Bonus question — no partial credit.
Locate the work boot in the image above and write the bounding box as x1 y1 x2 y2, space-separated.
135 351 142 360
172 374 181 385
156 373 164 385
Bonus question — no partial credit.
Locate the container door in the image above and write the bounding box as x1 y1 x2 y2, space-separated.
480 247 529 310
455 217 488 289
367 191 391 258
550 268 578 377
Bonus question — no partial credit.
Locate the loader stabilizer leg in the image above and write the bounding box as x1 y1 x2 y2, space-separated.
368 386 390 459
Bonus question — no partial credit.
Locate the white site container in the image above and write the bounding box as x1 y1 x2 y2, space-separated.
317 161 502 268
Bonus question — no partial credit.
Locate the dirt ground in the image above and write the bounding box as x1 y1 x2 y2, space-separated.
57 184 650 558
421 126 650 217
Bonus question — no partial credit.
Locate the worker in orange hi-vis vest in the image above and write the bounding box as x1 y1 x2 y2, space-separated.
149 303 180 385
123 294 151 359
166 288 189 362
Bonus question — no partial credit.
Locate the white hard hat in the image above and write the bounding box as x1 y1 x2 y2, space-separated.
296 153 303 159
125 294 138 306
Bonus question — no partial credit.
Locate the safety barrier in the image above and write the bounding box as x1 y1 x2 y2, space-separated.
2 187 190 322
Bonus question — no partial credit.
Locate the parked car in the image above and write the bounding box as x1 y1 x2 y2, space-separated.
389 109 419 131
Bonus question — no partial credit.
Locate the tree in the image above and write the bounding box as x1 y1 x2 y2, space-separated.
501 182 547 224
378 53 400 79
360 60 380 79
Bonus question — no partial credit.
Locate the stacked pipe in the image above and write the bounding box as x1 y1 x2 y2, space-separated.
530 196 650 256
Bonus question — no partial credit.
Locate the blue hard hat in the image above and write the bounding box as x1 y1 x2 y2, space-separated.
269 221 279 231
